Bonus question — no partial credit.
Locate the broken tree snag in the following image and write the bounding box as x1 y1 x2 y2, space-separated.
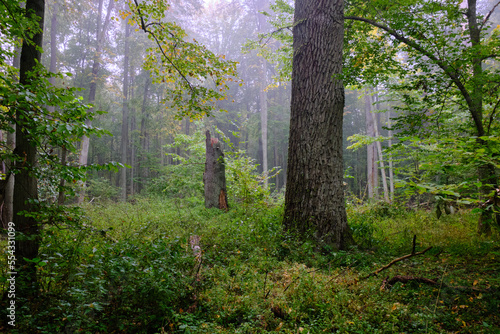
203 130 228 210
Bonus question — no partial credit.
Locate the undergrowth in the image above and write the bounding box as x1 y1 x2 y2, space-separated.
1 197 499 333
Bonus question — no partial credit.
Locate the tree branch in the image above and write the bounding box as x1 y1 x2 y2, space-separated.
480 0 500 32
345 15 484 136
131 0 194 92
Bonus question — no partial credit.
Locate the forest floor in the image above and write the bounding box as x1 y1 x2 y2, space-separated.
1 196 499 333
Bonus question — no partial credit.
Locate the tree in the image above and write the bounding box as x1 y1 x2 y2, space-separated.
283 0 354 250
345 0 500 234
120 23 131 201
203 130 228 210
13 0 45 297
77 0 114 203
365 93 378 199
255 0 270 187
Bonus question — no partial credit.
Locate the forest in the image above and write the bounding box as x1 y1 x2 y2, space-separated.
0 0 499 332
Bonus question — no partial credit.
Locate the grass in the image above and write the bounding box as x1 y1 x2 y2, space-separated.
1 196 499 333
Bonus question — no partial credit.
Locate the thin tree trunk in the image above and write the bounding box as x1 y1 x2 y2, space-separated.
257 0 269 187
139 74 150 193
372 93 389 202
48 1 67 205
120 23 131 201
58 148 67 205
78 0 114 203
387 109 395 201
3 22 23 227
365 93 378 199
130 115 136 196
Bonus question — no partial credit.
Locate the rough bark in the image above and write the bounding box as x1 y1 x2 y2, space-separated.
14 0 45 297
204 131 228 210
283 0 354 250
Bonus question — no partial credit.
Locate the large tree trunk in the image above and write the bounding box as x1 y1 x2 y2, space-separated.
120 23 131 201
14 0 45 298
204 131 228 210
283 0 354 250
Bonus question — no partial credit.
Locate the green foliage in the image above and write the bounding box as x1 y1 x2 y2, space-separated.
87 177 119 200
149 125 279 205
216 128 280 206
122 0 239 119
4 199 497 333
160 130 206 198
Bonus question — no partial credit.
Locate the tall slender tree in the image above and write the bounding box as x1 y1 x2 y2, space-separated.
255 0 269 187
120 23 131 201
284 0 354 250
78 0 114 203
365 94 378 199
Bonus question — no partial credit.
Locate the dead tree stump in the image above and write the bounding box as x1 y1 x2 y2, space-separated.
203 130 228 210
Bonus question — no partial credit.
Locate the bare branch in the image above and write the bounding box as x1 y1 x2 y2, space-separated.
480 0 500 32
362 246 433 280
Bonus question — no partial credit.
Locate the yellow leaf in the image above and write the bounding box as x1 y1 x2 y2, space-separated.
275 322 283 331
473 280 478 286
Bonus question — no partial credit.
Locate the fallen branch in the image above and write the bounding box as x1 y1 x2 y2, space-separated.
381 275 440 290
381 275 491 292
362 235 432 280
